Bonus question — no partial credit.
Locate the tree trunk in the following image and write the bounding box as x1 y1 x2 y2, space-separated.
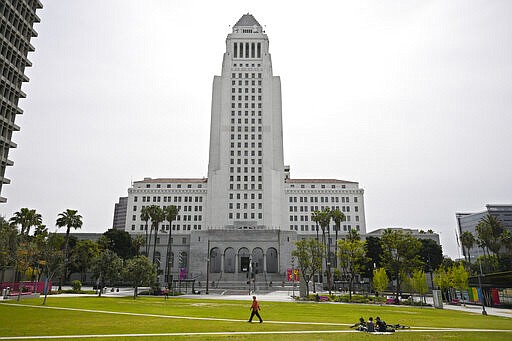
165 219 174 289
348 274 353 300
152 226 159 265
145 223 149 255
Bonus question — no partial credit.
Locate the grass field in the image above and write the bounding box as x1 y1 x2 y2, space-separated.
0 296 511 340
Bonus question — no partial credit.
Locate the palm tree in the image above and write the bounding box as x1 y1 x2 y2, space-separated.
56 209 83 289
132 235 145 257
10 208 43 236
476 214 505 265
311 210 321 241
148 205 165 265
313 208 333 295
330 208 345 269
140 206 151 256
163 205 179 288
460 231 475 265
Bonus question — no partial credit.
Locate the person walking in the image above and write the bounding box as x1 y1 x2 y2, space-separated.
248 295 263 323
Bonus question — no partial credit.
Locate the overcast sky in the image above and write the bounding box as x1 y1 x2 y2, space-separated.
2 0 511 259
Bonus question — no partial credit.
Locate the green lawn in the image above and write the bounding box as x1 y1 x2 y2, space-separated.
0 296 511 340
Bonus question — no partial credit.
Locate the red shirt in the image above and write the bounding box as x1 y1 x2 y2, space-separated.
251 300 260 311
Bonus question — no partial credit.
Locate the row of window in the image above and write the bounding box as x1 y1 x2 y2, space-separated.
230 166 262 174
229 183 263 190
133 205 203 213
289 215 359 222
233 63 261 68
230 125 262 132
230 142 262 150
290 225 361 232
232 102 262 109
231 110 262 117
289 184 347 189
231 72 262 79
133 214 202 222
229 192 263 200
230 157 262 164
230 175 262 181
141 183 203 189
232 80 262 86
232 87 262 94
289 205 359 213
229 212 263 219
232 118 262 125
135 196 204 203
288 196 358 203
132 224 201 232
229 202 263 209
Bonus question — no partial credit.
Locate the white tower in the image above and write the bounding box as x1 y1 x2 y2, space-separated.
206 14 285 230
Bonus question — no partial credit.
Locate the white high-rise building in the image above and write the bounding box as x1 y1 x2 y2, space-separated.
120 14 366 288
206 14 285 231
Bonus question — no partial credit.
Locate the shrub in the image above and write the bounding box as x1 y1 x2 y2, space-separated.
338 294 371 303
71 280 82 292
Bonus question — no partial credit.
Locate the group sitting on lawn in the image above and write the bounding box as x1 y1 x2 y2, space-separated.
351 316 408 332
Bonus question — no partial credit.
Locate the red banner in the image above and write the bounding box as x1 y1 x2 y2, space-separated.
287 269 299 282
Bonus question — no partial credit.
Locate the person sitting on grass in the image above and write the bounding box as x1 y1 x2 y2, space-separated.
350 317 367 331
367 317 375 332
375 316 395 332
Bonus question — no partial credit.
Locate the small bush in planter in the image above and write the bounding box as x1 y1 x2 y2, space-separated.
71 280 82 292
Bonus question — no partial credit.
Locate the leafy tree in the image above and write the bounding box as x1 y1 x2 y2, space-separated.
460 231 476 265
40 233 65 305
91 249 123 297
163 205 179 287
14 240 38 300
100 229 136 259
418 238 443 272
451 263 469 305
380 229 422 303
337 229 367 300
433 266 452 302
410 269 428 304
124 255 157 299
9 208 42 236
292 238 324 296
56 209 83 289
0 217 18 282
372 267 389 297
71 240 100 282
363 236 382 280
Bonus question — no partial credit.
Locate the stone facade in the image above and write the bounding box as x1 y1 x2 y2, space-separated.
119 14 367 286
